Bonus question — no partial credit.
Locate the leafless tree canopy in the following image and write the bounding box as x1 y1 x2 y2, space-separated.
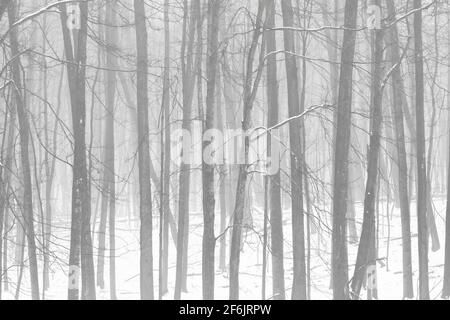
0 0 449 300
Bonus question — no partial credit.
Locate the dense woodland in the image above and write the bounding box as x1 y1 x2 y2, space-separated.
0 0 449 300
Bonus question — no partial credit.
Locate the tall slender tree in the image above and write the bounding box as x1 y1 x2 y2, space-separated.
105 0 118 300
228 1 265 300
331 0 358 300
160 0 171 297
202 0 221 300
280 0 306 300
413 0 430 300
0 38 16 300
134 0 154 300
7 0 40 300
174 0 199 299
265 0 285 300
60 1 96 300
385 0 414 299
442 8 450 300
350 0 383 299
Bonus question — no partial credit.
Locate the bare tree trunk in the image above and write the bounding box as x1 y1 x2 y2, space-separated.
228 1 265 300
0 73 17 301
217 67 227 273
2 204 9 293
42 15 50 292
202 0 221 300
262 174 268 299
161 0 171 296
425 7 440 254
105 0 118 299
96 3 109 293
134 0 154 300
15 215 26 300
385 0 414 299
159 97 165 300
280 0 306 300
265 0 285 300
60 2 96 300
174 0 198 300
8 0 40 300
443 11 450 300
413 0 430 300
97 148 108 290
350 0 383 298
184 0 204 291
331 0 358 300
296 0 313 298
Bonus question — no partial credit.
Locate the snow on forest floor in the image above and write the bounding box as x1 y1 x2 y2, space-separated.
2 197 448 300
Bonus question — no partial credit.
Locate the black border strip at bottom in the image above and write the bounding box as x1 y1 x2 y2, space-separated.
0 299 444 319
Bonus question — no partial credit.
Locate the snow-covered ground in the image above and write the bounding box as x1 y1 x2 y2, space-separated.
2 197 448 300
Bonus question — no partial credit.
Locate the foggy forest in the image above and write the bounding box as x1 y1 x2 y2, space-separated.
0 0 450 301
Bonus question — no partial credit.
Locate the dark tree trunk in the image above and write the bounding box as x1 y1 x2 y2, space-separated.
331 0 358 300
385 0 414 299
60 2 96 300
174 0 198 300
265 0 285 300
413 0 430 300
350 0 383 298
280 0 306 300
